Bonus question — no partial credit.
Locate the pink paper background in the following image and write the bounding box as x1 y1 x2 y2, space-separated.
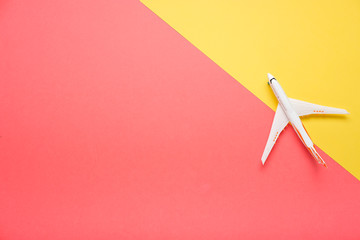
0 0 360 239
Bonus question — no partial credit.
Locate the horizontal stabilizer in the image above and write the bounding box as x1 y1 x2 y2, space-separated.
306 145 327 167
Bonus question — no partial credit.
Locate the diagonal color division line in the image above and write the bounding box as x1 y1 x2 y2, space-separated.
140 0 360 180
0 1 360 239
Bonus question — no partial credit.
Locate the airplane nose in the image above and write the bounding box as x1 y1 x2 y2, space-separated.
267 73 276 83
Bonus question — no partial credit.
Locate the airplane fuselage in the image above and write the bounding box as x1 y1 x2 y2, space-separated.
262 73 348 167
269 78 313 148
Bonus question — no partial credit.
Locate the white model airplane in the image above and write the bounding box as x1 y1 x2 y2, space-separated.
262 73 349 167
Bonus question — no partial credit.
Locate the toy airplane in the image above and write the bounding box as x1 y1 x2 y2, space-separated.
262 73 349 167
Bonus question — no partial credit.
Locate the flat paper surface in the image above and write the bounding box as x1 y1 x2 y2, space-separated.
141 0 360 179
1 1 360 239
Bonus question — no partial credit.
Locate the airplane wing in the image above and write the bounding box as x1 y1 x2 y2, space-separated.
261 104 289 165
289 98 349 116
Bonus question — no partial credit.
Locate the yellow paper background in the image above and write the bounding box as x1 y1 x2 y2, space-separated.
141 0 360 179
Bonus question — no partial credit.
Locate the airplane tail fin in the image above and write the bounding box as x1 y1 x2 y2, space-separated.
307 146 327 167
